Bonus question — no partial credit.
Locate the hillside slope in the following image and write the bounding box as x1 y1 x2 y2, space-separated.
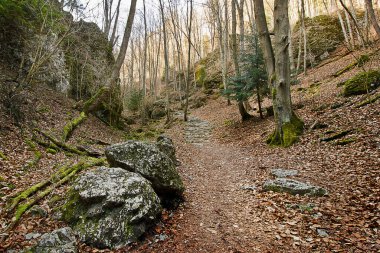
0 42 379 252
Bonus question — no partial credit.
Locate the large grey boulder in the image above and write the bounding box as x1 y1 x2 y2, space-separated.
263 178 327 197
105 141 184 197
62 167 162 249
33 227 77 253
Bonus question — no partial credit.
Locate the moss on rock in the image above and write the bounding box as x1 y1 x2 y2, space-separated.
292 15 344 65
342 70 380 96
195 65 206 88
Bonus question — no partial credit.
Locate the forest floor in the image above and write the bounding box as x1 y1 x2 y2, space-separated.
0 44 379 252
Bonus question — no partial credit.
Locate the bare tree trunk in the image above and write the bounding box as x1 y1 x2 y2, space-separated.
336 0 351 47
224 0 231 105
232 0 251 120
184 0 193 122
142 0 148 95
210 0 229 104
365 0 380 39
254 0 303 147
108 0 137 85
301 0 308 75
109 0 121 47
158 0 171 123
339 0 366 46
253 0 275 82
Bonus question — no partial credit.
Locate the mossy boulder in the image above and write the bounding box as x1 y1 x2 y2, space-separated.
263 178 328 197
62 167 162 249
105 141 185 198
292 15 344 65
342 70 380 96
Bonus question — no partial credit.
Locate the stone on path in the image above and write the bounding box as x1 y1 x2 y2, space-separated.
263 178 328 197
62 167 162 249
270 169 298 178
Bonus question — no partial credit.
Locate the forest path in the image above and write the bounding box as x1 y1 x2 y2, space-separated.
140 113 275 252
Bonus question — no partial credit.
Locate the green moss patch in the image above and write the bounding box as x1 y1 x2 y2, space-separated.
336 138 356 146
292 15 344 64
62 111 87 141
342 70 380 96
195 65 206 88
0 151 8 160
267 114 304 147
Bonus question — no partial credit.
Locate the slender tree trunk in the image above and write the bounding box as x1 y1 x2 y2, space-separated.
365 0 380 39
336 1 351 47
211 0 229 104
339 0 366 46
107 0 137 85
158 0 171 123
301 0 308 75
224 0 231 105
142 0 148 95
109 0 122 47
253 0 275 82
232 0 251 120
184 0 193 122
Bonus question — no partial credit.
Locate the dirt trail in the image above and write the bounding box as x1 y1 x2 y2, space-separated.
136 114 279 253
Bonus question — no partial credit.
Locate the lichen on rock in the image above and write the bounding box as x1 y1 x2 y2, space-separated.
105 140 185 197
263 178 328 197
62 167 162 249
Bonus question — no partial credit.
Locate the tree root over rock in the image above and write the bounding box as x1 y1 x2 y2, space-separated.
33 128 98 157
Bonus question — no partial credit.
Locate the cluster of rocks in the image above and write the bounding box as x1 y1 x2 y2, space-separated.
32 136 184 251
263 169 328 197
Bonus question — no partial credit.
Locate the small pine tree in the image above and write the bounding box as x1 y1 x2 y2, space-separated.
224 33 268 118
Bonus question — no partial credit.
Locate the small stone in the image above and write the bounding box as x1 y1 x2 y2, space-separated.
316 228 329 237
25 232 41 240
270 169 298 178
240 185 256 191
33 227 77 253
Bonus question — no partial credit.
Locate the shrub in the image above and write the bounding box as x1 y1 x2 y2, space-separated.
125 89 144 112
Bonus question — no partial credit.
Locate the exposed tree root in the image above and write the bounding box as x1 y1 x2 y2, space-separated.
2 158 105 234
333 54 369 77
62 112 87 142
355 93 380 108
320 129 353 142
33 128 97 157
